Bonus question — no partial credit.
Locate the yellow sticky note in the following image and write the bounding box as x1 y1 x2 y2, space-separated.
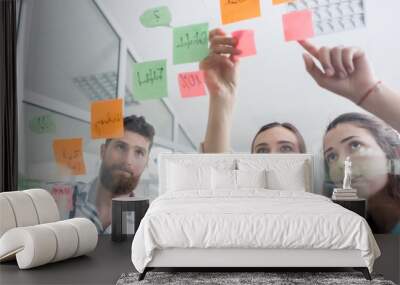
91 99 124 139
220 0 261 25
272 0 293 5
53 138 86 176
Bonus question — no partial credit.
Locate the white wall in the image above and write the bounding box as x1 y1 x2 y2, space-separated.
100 0 400 193
101 0 400 152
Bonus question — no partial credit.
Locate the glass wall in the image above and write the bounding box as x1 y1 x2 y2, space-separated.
24 0 120 111
18 0 197 233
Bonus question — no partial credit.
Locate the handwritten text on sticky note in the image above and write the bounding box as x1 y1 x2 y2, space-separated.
91 99 123 139
139 6 172 28
282 10 314 41
220 0 261 25
29 114 56 134
53 138 86 175
173 23 209 64
178 71 206 98
133 59 168 100
232 30 256 58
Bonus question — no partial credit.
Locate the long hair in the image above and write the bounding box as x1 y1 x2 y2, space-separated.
251 122 307 153
324 112 400 200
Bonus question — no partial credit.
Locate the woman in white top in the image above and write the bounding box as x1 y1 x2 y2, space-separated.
200 28 306 154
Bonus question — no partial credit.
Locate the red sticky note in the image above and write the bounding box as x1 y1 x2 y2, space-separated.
178 71 206 98
282 10 314 41
232 30 256 58
51 184 74 210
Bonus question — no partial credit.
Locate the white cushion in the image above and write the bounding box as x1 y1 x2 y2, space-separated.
64 218 98 257
236 169 268 189
267 169 306 191
0 189 60 238
0 192 39 227
167 162 212 191
0 196 16 237
24 189 60 223
0 218 97 269
211 168 236 190
0 226 57 269
238 158 308 191
42 221 79 262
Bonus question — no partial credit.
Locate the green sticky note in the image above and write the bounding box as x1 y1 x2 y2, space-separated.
29 114 56 134
140 6 172 28
173 23 209 65
133 59 168 101
18 175 43 190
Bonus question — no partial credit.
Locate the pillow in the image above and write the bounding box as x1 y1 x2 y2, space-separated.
211 168 236 190
236 169 268 189
167 162 212 191
238 158 309 191
267 168 306 191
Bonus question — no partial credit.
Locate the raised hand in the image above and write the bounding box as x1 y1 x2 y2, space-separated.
200 28 242 153
200 28 241 100
299 40 378 105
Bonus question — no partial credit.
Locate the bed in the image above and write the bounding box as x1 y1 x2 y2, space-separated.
131 153 380 281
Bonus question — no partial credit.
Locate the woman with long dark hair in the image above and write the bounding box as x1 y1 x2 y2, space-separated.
323 112 400 234
298 41 400 233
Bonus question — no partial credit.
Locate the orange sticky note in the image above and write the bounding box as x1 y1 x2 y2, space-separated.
178 71 206 98
272 0 293 5
53 138 86 175
232 30 256 58
220 0 261 25
282 10 314 41
91 98 123 139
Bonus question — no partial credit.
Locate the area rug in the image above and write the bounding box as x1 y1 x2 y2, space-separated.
116 271 396 285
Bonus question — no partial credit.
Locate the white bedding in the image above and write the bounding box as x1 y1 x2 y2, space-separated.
131 190 380 273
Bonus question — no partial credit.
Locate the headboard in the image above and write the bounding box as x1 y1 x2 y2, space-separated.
158 153 314 195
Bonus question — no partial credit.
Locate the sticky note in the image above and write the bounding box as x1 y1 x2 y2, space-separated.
178 71 206 98
272 0 293 5
29 114 56 134
51 184 74 211
173 23 209 64
220 0 261 25
139 6 172 28
53 138 86 175
91 98 124 139
282 10 314 41
133 59 168 100
232 30 256 58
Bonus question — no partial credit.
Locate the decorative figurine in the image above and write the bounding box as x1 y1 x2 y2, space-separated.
342 156 352 190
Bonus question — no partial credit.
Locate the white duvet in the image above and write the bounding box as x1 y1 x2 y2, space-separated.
131 190 380 273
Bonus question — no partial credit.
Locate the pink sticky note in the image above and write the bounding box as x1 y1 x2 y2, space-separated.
282 10 314 41
232 30 256 58
178 71 206 98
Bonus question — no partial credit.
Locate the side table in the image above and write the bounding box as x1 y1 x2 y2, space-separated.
332 198 367 218
112 197 149 242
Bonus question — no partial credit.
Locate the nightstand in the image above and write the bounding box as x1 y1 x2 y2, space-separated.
332 198 366 218
112 197 150 242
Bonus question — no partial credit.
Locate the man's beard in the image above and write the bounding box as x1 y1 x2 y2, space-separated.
99 163 141 195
